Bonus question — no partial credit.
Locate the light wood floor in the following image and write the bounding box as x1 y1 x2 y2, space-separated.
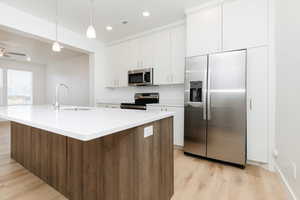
0 122 287 200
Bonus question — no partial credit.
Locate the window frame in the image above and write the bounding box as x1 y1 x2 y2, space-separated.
0 66 34 106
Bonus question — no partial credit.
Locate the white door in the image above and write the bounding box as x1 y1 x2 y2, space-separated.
186 4 222 57
170 25 186 84
247 46 269 163
223 0 269 51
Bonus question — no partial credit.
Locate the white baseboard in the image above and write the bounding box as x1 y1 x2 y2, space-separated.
173 145 183 150
275 162 298 200
247 160 270 171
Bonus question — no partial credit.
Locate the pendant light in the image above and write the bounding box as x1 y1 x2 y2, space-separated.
52 0 61 52
86 0 96 39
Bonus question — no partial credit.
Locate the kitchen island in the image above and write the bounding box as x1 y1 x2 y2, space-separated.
0 105 174 200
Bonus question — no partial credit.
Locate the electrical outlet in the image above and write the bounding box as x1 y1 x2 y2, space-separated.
292 162 297 180
144 126 153 138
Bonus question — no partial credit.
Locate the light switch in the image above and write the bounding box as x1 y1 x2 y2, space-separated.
144 126 153 138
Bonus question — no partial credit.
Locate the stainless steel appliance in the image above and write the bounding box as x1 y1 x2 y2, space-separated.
120 93 159 110
128 68 153 86
184 50 247 167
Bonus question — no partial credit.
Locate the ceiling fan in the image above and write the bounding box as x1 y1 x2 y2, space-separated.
0 47 31 61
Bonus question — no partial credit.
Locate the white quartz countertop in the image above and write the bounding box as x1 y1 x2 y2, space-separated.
0 105 174 141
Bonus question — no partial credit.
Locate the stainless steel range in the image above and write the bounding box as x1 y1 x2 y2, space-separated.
120 93 159 110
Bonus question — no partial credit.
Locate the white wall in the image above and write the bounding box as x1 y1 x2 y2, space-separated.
46 55 90 106
0 59 46 105
275 0 300 199
96 84 184 105
0 2 105 106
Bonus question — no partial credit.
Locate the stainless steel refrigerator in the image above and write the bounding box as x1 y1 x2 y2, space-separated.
184 50 247 167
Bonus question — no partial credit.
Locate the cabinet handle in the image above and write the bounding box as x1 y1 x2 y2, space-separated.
250 99 253 110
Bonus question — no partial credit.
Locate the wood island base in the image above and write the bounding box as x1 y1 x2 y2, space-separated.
10 117 174 200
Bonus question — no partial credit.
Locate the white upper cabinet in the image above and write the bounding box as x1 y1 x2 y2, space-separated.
117 42 129 87
223 0 269 51
170 25 186 84
105 24 186 87
140 35 155 68
153 29 172 85
127 39 140 68
105 45 118 87
105 42 129 88
186 5 222 57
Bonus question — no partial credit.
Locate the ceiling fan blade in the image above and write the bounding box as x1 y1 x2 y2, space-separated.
3 54 11 58
6 52 26 57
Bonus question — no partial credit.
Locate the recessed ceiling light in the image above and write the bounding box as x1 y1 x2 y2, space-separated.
142 11 151 17
26 56 31 62
106 26 113 31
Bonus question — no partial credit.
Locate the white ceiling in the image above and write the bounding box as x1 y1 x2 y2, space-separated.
0 0 208 42
0 28 85 65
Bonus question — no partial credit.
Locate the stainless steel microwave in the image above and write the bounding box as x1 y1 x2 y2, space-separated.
128 68 153 86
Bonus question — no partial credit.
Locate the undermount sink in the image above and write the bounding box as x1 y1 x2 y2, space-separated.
60 107 94 111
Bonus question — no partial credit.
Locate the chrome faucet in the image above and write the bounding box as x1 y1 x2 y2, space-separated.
54 83 69 110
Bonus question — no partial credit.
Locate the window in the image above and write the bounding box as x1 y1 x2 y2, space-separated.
7 69 33 105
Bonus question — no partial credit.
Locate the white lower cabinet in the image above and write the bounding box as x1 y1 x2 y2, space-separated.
247 46 269 163
147 105 184 146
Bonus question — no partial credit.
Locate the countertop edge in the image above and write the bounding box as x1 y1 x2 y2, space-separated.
0 112 175 141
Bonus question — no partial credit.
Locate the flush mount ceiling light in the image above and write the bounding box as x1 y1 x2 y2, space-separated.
52 0 61 52
106 26 113 31
86 0 96 39
142 11 151 17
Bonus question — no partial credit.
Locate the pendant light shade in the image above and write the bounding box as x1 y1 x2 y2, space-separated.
52 41 61 52
87 0 96 39
53 0 62 52
86 25 96 39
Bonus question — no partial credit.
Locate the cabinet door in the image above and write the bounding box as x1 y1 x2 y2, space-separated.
118 42 129 87
186 5 222 57
223 0 269 51
247 47 269 163
167 106 184 147
153 30 172 85
128 39 141 69
105 45 118 87
170 25 186 84
140 35 154 67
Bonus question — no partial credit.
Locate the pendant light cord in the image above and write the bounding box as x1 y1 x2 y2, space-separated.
90 0 94 26
55 0 59 42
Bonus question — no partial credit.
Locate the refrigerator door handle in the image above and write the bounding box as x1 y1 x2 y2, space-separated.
203 57 208 120
207 59 211 121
